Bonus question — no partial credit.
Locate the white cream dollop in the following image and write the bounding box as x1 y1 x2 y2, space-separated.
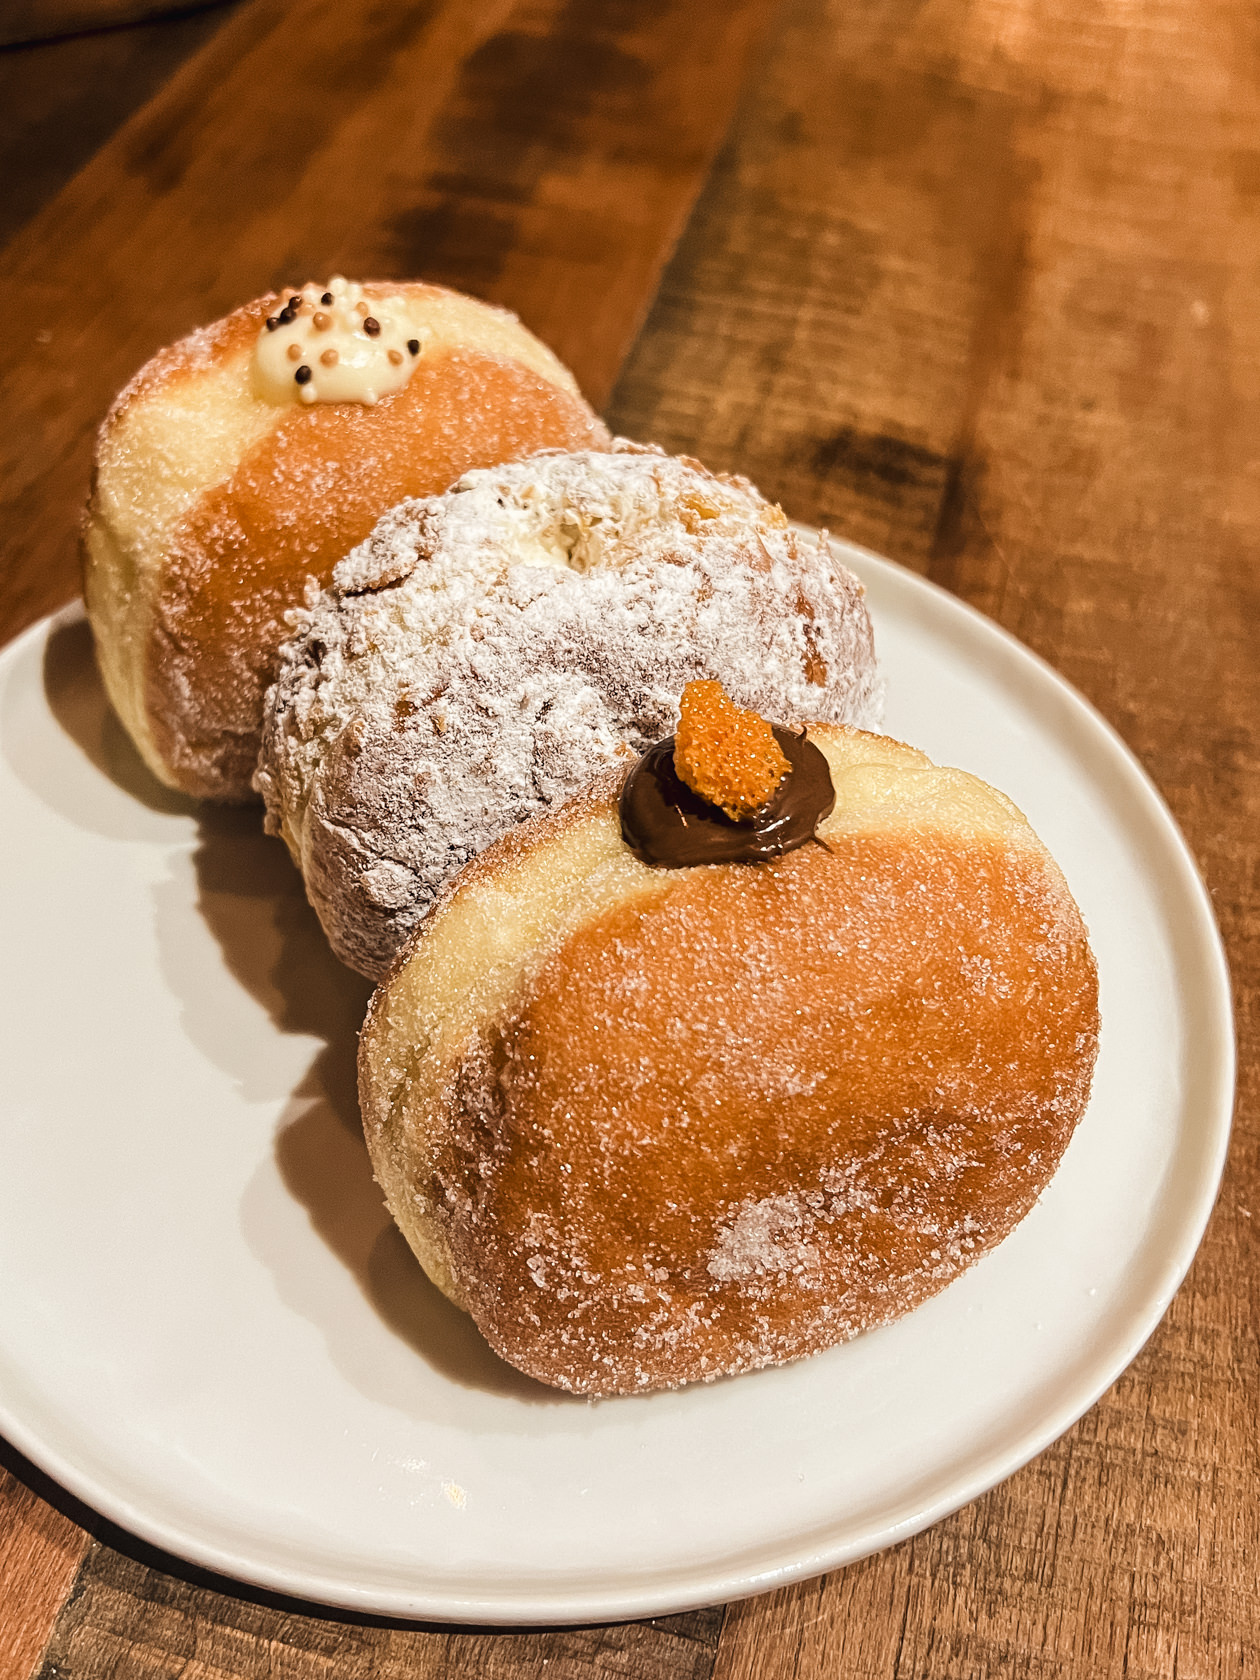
252 277 425 406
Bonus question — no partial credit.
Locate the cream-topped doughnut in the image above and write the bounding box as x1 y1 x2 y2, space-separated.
83 280 609 800
252 277 422 406
256 443 882 979
359 723 1100 1396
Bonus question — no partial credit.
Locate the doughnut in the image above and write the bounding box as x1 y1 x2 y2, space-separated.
256 443 883 980
82 277 609 800
359 708 1100 1396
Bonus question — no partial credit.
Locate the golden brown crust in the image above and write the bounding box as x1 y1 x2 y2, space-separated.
105 294 270 426
146 348 609 798
84 284 610 800
441 834 1097 1391
360 726 1100 1395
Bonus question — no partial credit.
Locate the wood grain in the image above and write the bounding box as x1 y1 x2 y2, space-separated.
0 3 230 50
611 0 1258 1672
0 5 236 248
0 1465 88 1680
31 1543 723 1680
0 0 777 646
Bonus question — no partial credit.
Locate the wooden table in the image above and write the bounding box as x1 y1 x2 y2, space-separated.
2 1 1256 1674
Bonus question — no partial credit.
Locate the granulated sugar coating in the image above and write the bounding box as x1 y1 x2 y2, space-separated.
358 725 1100 1396
259 442 881 977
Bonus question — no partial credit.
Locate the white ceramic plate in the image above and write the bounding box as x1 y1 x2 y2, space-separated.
0 541 1233 1625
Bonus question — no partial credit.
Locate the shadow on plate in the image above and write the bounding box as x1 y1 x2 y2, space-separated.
193 791 569 1405
36 616 562 1402
44 614 192 809
267 1091 566 1405
0 611 196 831
190 771 570 1405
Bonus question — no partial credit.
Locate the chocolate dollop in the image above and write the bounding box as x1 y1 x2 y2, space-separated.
620 726 835 867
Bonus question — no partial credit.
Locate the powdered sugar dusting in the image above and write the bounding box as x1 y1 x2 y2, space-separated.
258 443 882 977
105 307 260 425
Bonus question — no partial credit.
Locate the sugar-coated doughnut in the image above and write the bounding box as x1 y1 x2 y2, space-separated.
359 724 1099 1396
256 442 882 979
83 278 609 800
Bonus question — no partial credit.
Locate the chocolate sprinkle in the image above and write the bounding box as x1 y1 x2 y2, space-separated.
620 726 835 868
321 291 334 305
265 317 279 332
363 316 381 336
294 364 312 385
407 338 420 355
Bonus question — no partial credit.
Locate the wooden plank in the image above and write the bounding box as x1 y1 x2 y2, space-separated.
609 0 1259 1671
0 5 236 248
0 3 231 50
0 0 779 646
0 1463 89 1680
608 0 1031 573
32 1542 724 1680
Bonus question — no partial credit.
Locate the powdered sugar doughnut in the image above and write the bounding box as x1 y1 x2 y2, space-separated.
359 725 1099 1396
83 279 608 801
257 443 882 978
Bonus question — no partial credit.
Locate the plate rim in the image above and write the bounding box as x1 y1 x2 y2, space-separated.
0 547 1235 1624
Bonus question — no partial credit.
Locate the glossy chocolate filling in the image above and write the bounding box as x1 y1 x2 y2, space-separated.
620 726 835 867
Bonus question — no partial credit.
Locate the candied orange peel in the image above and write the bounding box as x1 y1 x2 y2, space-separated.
673 679 790 821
